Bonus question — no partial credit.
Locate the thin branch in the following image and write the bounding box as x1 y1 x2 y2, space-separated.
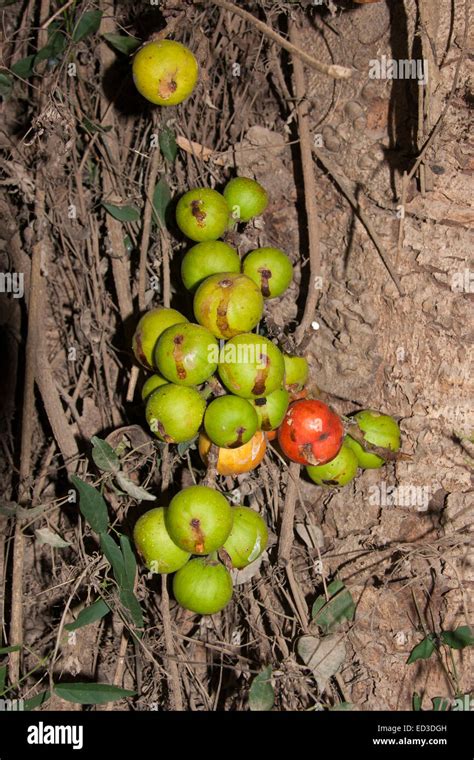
199 0 352 80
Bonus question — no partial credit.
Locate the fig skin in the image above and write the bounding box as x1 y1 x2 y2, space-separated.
133 507 190 574
132 40 198 106
223 177 268 222
204 395 258 448
145 384 205 443
132 307 188 371
165 485 233 555
176 188 231 242
173 557 233 615
306 441 359 487
278 399 344 466
181 241 241 291
345 410 401 468
243 247 293 299
198 431 267 476
153 322 218 387
193 273 264 340
223 506 268 569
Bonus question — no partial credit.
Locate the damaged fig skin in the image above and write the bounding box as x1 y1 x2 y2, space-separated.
345 410 401 469
283 354 309 395
132 40 198 106
193 273 264 339
133 507 190 574
218 333 285 398
204 395 258 448
251 388 290 431
153 322 218 386
305 440 358 487
223 177 268 223
198 430 267 476
132 307 188 371
172 556 233 615
145 383 205 443
165 485 233 554
176 188 231 242
243 247 293 299
222 506 268 569
181 241 241 291
278 399 344 466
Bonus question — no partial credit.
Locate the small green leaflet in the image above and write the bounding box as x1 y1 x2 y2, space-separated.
100 533 126 588
311 579 355 633
0 666 6 693
412 692 422 711
102 33 141 56
407 634 436 664
0 72 12 98
23 690 50 711
0 644 21 655
119 588 144 630
65 599 110 632
70 475 109 534
11 54 36 78
432 697 451 711
159 128 177 162
441 626 473 650
54 682 135 705
152 176 172 228
72 10 103 43
249 666 274 711
35 26 67 64
91 436 120 473
102 203 140 223
119 535 137 590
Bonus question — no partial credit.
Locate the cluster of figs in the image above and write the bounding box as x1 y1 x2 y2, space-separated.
131 175 401 616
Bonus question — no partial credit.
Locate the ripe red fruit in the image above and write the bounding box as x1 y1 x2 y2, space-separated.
278 399 344 466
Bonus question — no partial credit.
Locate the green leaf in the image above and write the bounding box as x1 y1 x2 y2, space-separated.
65 599 110 632
152 176 172 228
249 666 274 711
102 203 140 223
11 54 36 78
0 644 21 655
70 475 109 534
407 635 436 664
100 533 125 587
119 588 144 629
102 33 141 56
0 72 12 98
413 692 422 711
159 127 177 162
115 472 156 501
91 436 120 473
23 690 50 711
311 580 355 633
441 626 474 650
54 682 135 705
72 10 103 43
0 665 6 692
432 696 451 711
330 701 353 711
35 28 67 64
119 535 137 590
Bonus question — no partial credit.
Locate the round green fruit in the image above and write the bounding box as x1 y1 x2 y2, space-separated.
223 177 268 222
346 410 401 468
251 388 290 431
193 273 264 339
165 485 233 554
173 556 233 615
132 40 198 106
132 307 188 370
223 506 268 569
243 247 293 299
181 241 241 291
305 441 358 487
133 507 190 574
204 395 258 448
141 373 168 401
145 384 205 443
218 333 285 398
154 322 218 387
283 354 309 393
176 188 231 242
